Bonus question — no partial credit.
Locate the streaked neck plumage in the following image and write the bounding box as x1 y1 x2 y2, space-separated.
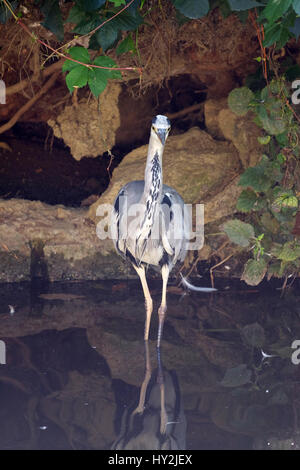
133 125 168 262
142 129 164 204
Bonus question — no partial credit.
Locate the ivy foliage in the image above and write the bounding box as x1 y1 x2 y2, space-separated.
224 79 300 286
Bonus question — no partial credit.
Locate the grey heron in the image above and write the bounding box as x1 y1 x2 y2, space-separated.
111 115 190 347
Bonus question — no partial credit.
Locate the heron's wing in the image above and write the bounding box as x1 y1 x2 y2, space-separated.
111 181 145 258
161 186 191 263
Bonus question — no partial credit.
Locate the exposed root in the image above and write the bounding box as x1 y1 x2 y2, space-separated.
0 70 60 135
210 252 235 288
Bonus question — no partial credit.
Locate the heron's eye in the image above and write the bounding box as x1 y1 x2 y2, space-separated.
152 125 156 131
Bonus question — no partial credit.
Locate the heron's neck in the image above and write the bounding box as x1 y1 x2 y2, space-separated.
135 133 164 244
142 134 164 203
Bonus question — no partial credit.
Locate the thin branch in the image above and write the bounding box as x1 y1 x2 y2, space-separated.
2 0 141 74
167 103 203 120
0 71 59 135
5 59 64 96
210 252 235 288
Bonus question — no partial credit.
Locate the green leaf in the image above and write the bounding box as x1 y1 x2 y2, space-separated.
81 0 106 11
93 56 122 79
88 68 108 97
261 0 293 24
257 103 269 122
86 55 121 95
255 94 287 135
62 46 90 72
62 59 81 72
276 152 286 164
263 23 282 47
68 46 91 63
220 364 252 387
65 65 89 93
275 132 289 146
236 189 258 213
110 0 126 5
267 260 282 279
66 4 86 24
41 0 64 41
112 10 143 30
172 0 209 19
93 9 143 50
293 0 300 14
239 166 272 192
228 87 254 116
273 194 298 209
228 0 261 11
260 86 270 101
278 242 300 261
257 135 271 145
261 114 286 135
126 0 140 16
260 212 280 233
222 219 255 247
96 21 119 51
241 258 267 286
277 26 292 48
116 35 136 55
73 16 101 35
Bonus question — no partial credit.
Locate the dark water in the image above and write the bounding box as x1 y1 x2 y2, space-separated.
0 278 300 450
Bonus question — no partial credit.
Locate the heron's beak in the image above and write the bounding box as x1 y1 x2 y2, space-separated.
156 129 168 145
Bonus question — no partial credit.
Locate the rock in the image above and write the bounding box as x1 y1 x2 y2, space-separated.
204 98 227 139
204 99 264 168
218 108 264 168
40 371 116 449
204 176 243 224
0 198 125 282
88 127 242 221
56 206 69 219
48 81 121 160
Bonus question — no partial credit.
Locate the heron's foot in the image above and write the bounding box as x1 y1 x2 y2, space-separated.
132 405 145 416
157 305 167 348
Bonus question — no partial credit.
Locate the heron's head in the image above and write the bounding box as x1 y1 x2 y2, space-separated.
151 115 171 145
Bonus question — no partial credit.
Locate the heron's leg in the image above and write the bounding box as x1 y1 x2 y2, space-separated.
133 264 153 341
132 341 152 415
157 264 169 348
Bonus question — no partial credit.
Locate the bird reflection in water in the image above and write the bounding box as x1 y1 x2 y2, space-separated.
111 342 186 450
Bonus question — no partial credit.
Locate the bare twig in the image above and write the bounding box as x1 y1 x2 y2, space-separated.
0 71 60 135
2 0 141 75
210 252 235 288
167 103 203 120
6 59 64 96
